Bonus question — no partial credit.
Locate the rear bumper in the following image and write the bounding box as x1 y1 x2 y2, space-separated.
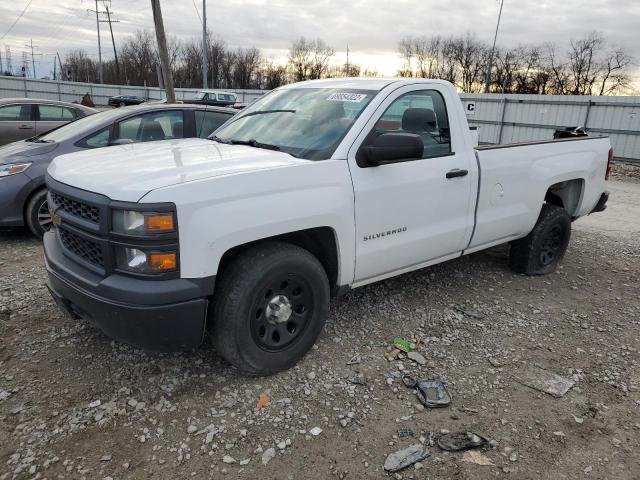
44 230 214 352
590 191 609 214
0 173 35 227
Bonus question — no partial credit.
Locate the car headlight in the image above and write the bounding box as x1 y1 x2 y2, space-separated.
115 247 178 274
112 209 175 235
0 162 31 177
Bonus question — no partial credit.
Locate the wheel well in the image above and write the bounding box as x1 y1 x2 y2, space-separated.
544 179 584 217
217 227 340 293
23 185 47 222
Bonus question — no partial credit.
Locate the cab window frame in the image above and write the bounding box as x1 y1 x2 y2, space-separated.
358 89 454 166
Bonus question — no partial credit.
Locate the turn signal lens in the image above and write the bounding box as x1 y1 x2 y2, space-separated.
144 213 174 232
115 247 178 274
148 252 177 271
112 209 176 235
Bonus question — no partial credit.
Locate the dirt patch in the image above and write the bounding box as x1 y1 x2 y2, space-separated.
1 182 639 479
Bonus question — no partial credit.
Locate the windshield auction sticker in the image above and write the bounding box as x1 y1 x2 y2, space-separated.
326 92 367 103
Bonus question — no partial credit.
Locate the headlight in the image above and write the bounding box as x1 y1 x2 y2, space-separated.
112 209 175 235
115 247 177 274
0 162 31 177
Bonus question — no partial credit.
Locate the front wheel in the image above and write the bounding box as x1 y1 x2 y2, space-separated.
25 189 51 239
210 242 330 375
509 204 571 275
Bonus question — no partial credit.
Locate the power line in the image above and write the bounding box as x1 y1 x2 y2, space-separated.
192 0 202 25
0 0 34 42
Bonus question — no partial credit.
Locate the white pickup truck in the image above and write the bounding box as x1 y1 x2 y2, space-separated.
43 78 611 374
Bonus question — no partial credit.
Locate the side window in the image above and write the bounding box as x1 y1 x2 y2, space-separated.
38 105 75 121
77 127 111 148
371 90 451 158
116 111 184 142
0 104 31 121
195 110 232 138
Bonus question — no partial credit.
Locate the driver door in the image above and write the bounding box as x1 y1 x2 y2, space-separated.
347 85 476 284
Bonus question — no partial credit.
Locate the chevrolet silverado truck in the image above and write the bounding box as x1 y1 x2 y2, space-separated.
43 78 611 375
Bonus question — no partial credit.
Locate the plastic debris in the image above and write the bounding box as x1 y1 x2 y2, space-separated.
454 305 485 320
402 375 452 408
437 431 489 451
514 366 575 398
256 392 271 409
462 450 495 466
383 444 430 472
393 337 413 353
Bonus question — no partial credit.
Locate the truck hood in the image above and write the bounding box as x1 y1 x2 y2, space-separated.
47 138 309 202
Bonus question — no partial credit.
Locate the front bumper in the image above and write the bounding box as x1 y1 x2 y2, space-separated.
44 230 214 352
0 173 36 227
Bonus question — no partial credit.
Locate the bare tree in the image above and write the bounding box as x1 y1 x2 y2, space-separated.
233 47 262 89
288 37 313 81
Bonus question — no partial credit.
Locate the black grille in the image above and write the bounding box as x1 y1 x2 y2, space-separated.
51 191 100 224
59 229 104 268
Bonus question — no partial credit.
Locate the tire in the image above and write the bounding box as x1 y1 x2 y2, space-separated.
211 241 330 375
509 204 571 276
118 102 125 108
25 189 51 239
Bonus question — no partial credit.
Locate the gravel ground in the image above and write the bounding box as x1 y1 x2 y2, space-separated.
1 179 639 480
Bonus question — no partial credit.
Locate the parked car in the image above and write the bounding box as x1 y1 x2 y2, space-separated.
185 90 238 107
0 103 235 237
108 95 146 107
43 78 611 375
0 98 96 146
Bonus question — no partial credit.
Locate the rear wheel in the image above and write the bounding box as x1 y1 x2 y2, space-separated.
211 242 329 375
509 204 571 275
118 102 125 108
25 189 51 239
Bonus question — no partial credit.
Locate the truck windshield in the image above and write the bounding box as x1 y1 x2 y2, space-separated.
212 88 377 160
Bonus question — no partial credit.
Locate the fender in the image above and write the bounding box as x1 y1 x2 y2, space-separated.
141 159 356 285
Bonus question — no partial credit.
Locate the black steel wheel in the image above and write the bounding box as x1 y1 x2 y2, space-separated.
211 242 329 375
509 204 571 275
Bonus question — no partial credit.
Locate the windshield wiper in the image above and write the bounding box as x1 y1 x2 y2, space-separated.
240 109 296 118
229 138 281 151
210 135 232 144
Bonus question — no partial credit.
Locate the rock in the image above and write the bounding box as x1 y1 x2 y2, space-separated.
262 448 276 465
239 459 250 466
187 425 198 434
88 400 101 408
309 427 322 436
277 440 287 450
514 366 575 398
222 455 236 464
307 371 316 380
100 454 112 462
407 351 427 365
383 444 430 472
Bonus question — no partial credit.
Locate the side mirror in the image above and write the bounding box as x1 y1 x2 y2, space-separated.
110 138 134 146
357 133 423 167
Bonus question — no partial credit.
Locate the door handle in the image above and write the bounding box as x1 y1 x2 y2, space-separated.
18 124 33 130
446 168 468 179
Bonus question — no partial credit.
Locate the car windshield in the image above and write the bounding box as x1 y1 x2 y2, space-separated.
212 88 377 160
35 109 121 143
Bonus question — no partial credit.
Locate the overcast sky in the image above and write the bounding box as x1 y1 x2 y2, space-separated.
0 0 638 85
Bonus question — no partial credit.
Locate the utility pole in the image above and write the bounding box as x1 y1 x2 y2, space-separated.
150 0 175 102
345 45 349 77
87 0 104 83
103 5 120 82
53 55 56 80
29 38 36 78
484 0 504 93
56 52 64 80
202 0 208 89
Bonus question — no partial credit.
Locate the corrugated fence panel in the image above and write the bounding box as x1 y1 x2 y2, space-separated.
461 93 640 163
0 75 267 108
